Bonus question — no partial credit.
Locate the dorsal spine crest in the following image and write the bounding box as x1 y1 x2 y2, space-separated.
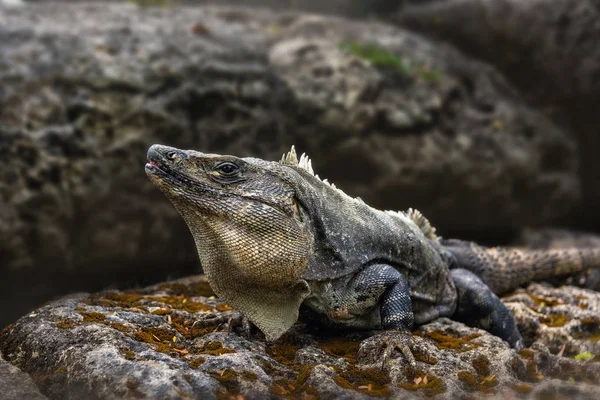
405 208 438 241
279 146 358 202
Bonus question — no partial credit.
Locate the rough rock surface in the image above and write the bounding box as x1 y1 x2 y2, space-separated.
1 275 599 399
398 0 600 231
0 3 579 327
0 352 48 400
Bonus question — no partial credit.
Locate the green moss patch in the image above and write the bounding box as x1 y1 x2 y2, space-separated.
338 40 444 82
266 340 299 365
413 347 438 365
399 368 446 397
151 296 212 313
55 321 77 329
119 347 136 360
207 368 240 394
517 351 544 383
151 309 172 316
316 337 361 364
157 280 215 298
416 330 482 352
540 314 569 327
80 311 106 323
268 365 319 398
133 326 186 355
453 355 500 394
109 322 129 333
472 355 491 377
333 365 391 397
194 341 236 356
188 357 205 369
518 349 534 360
528 294 562 308
215 304 233 312
457 370 478 390
574 318 600 342
457 370 498 393
85 291 214 314
57 312 131 333
295 364 314 387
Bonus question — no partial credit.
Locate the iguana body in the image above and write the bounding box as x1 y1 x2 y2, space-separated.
145 144 600 354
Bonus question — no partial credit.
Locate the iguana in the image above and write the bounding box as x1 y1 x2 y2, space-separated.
145 144 600 363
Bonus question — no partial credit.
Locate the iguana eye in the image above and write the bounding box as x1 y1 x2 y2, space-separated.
216 162 239 176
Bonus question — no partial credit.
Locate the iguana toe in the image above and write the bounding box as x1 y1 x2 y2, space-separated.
358 330 417 369
226 313 254 338
191 311 253 337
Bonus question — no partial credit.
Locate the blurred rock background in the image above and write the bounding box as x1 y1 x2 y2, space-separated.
0 0 598 328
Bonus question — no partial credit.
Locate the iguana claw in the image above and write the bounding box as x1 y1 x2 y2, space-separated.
226 313 253 338
358 330 416 369
191 311 253 337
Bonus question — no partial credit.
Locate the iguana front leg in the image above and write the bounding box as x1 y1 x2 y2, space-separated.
350 265 417 367
372 269 417 367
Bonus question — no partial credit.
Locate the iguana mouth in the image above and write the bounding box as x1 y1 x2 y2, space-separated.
145 161 172 181
145 148 175 181
145 150 209 191
145 160 166 174
145 161 218 197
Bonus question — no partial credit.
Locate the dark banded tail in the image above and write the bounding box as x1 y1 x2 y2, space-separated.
441 239 600 295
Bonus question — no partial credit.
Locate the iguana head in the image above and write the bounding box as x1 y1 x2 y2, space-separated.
145 144 312 340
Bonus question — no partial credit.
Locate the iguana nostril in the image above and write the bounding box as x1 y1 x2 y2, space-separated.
146 145 161 161
167 151 177 160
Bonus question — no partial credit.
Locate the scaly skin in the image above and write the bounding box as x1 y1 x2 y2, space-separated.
145 144 600 363
442 239 600 294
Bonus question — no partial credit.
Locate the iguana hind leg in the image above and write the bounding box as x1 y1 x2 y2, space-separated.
451 268 522 349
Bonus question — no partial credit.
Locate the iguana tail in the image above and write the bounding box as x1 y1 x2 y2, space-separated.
441 239 600 295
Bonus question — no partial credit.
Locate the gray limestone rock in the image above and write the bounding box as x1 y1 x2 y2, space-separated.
1 275 599 399
0 352 48 400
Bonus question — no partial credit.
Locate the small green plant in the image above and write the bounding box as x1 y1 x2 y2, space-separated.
339 41 411 74
338 41 443 82
417 68 444 83
574 352 594 362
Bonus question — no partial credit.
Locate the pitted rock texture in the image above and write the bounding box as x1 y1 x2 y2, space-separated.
0 3 579 327
398 0 600 231
505 283 600 353
268 16 578 232
1 276 599 399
